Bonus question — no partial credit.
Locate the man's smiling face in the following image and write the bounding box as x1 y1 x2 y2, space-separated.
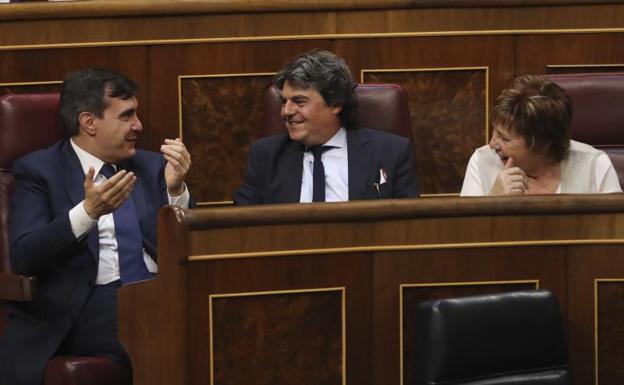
280 80 342 146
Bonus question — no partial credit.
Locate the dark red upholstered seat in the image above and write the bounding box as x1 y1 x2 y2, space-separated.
260 83 412 139
0 93 130 385
546 72 624 188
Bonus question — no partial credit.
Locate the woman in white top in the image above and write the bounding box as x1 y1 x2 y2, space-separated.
461 75 622 196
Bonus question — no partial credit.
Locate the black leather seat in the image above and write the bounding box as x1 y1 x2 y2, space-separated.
412 290 571 385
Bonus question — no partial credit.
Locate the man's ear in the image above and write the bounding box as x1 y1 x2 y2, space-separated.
78 112 97 136
331 104 343 115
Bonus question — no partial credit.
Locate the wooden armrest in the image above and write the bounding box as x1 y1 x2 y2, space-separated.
0 272 37 301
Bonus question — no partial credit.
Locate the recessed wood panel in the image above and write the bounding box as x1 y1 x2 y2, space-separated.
210 288 344 385
179 74 274 202
596 280 624 385
516 33 624 76
363 68 487 194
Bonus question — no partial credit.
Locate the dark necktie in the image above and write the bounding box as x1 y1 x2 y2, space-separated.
100 164 151 284
309 145 332 202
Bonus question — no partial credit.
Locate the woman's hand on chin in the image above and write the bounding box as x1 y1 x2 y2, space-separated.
490 157 528 195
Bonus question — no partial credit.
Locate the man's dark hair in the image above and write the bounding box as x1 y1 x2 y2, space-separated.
274 50 358 129
491 74 573 163
59 68 139 137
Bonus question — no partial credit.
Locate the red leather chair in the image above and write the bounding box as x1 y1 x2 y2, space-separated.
0 93 131 385
261 83 413 139
546 72 624 188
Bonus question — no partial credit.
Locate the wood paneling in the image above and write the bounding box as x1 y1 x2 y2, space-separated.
0 46 151 147
596 280 624 385
180 74 274 202
187 252 373 385
211 289 343 385
2 3 624 47
119 195 624 385
516 33 624 75
363 68 487 194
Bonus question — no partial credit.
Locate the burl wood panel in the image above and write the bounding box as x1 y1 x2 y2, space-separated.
211 289 343 385
363 69 487 194
596 280 624 385
180 75 274 202
402 282 538 385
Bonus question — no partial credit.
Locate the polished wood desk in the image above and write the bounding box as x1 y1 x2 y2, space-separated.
119 194 624 385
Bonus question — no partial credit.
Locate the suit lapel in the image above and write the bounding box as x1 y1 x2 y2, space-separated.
348 129 372 200
276 140 304 203
60 140 99 259
60 140 86 207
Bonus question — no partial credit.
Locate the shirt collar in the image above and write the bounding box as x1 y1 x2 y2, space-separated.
324 127 347 148
70 138 106 176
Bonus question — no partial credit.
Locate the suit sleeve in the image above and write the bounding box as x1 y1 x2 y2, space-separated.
234 142 265 205
392 139 420 198
9 160 78 275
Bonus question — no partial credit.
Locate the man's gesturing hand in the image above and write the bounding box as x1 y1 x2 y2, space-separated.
83 166 137 220
161 138 191 196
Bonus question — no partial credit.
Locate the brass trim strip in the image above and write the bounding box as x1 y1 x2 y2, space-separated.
208 287 346 385
3 28 624 51
209 286 346 298
189 239 624 262
400 279 540 288
0 80 62 87
593 278 624 385
179 73 277 79
398 279 540 385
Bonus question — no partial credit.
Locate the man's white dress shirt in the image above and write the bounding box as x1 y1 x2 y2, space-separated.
300 127 349 203
68 139 190 284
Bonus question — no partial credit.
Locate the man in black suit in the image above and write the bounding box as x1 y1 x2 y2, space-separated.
235 50 419 205
0 68 192 385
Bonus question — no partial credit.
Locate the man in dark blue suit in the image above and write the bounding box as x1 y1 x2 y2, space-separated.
0 68 192 385
234 50 419 205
